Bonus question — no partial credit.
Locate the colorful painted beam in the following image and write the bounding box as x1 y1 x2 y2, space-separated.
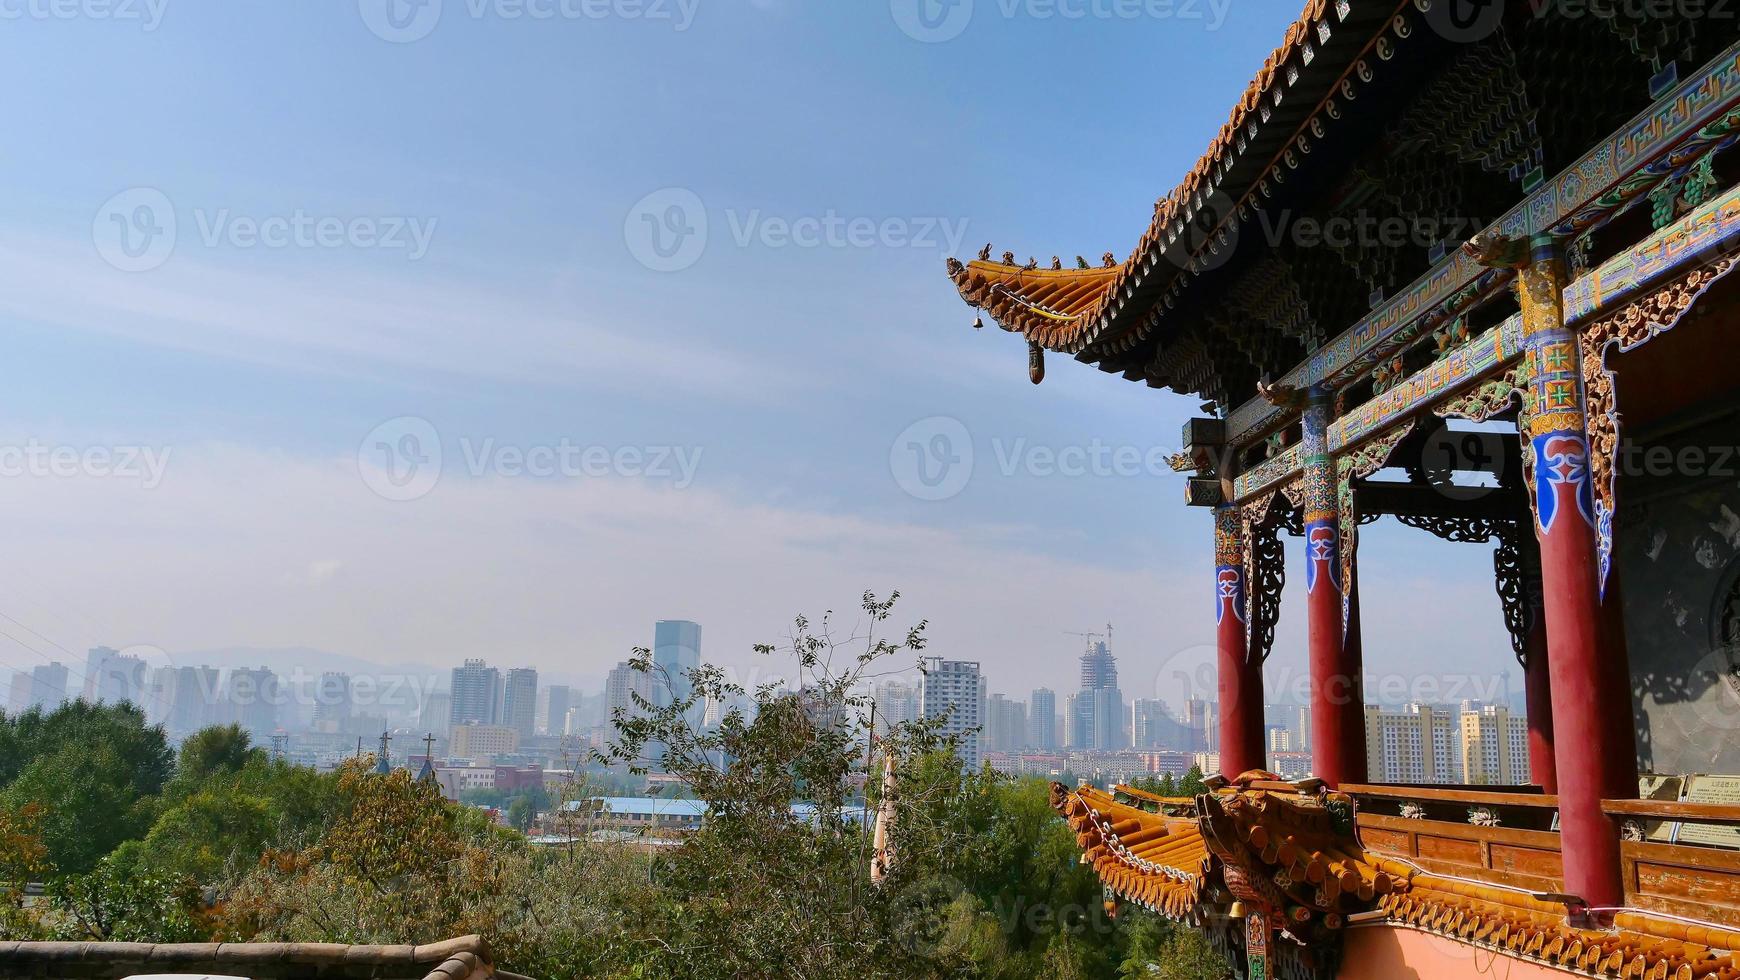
1231 442 1302 502
1329 318 1524 454
1227 162 1740 503
1564 181 1740 324
1225 41 1740 448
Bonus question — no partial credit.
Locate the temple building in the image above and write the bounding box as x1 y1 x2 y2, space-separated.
945 3 1740 978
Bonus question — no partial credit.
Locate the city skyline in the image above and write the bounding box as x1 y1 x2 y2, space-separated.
0 6 1526 726
3 629 1534 795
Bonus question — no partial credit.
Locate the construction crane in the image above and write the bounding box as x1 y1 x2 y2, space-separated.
1062 630 1104 653
1063 624 1114 648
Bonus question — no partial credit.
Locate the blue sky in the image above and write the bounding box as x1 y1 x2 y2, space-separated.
0 0 1515 709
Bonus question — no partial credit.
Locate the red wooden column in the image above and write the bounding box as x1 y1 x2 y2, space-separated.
1303 388 1366 786
1523 614 1558 792
1515 234 1633 909
1215 506 1264 779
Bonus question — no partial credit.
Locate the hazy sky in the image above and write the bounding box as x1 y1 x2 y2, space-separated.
0 0 1516 709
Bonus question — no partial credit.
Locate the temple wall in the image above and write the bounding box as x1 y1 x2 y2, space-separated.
1338 926 1569 980
1613 311 1740 776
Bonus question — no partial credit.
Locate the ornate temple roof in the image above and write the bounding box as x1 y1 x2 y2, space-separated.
1055 776 1740 980
1053 783 1206 920
946 254 1123 349
945 0 1391 368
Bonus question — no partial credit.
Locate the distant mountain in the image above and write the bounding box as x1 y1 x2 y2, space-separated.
176 646 445 683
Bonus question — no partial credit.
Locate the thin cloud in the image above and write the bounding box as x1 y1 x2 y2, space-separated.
0 232 766 399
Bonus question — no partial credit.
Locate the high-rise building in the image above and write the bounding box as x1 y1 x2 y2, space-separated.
985 694 1027 752
152 665 220 736
503 667 538 739
87 651 146 706
449 660 502 729
225 667 280 740
1063 691 1083 749
313 672 353 732
1266 725 1292 753
1072 632 1125 751
873 680 920 736
82 646 119 700
920 658 986 770
28 663 69 712
1459 704 1530 785
6 672 32 714
420 690 452 739
1184 699 1219 753
605 661 653 721
1364 704 1464 785
539 684 572 735
1091 686 1124 750
652 621 702 715
1132 699 1175 749
1029 688 1057 751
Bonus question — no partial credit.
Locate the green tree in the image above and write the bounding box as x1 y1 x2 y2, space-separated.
1 742 160 874
0 700 172 797
595 592 946 980
1178 766 1208 798
0 803 49 940
174 725 263 787
47 856 204 942
506 795 536 832
135 780 274 882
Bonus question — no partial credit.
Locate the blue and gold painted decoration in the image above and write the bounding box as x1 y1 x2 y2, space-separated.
1304 520 1339 597
1224 43 1740 449
1214 506 1247 626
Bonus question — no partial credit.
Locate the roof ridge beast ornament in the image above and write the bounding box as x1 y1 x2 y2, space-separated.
1463 231 1533 270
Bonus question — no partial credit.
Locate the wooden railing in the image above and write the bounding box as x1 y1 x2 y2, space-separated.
1604 799 1740 928
1344 784 1564 894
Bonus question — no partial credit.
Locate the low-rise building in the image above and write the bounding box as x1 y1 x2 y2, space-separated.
451 724 519 763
